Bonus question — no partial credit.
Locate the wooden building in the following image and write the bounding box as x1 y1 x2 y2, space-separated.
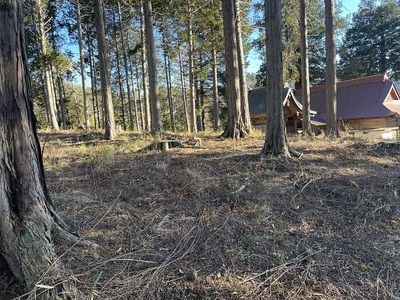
294 73 400 139
248 87 317 133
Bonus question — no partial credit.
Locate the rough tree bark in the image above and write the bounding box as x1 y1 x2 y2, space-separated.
144 0 162 134
0 0 96 297
300 0 312 135
94 0 117 140
221 0 248 139
325 0 338 137
140 0 151 131
262 0 290 156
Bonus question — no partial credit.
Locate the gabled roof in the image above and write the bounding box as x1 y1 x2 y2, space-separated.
249 87 304 116
294 73 400 120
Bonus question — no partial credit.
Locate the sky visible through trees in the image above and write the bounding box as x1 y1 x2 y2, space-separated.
56 1 361 82
247 0 361 73
58 1 362 85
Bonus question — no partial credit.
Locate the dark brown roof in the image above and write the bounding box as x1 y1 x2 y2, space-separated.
248 87 303 116
294 73 400 121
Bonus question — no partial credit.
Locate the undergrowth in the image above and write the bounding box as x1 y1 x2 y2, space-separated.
2 131 400 299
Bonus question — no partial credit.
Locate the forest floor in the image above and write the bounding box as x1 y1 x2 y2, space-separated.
1 131 400 299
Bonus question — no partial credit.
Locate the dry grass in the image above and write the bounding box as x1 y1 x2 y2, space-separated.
1 131 400 299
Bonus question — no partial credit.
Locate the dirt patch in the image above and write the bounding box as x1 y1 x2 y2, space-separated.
1 132 400 299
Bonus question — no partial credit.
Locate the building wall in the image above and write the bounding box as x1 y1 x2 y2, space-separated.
344 116 399 139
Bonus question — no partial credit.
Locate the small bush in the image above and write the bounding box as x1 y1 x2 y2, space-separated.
85 145 115 167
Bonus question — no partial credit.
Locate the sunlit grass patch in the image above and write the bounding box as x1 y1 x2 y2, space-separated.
85 144 116 167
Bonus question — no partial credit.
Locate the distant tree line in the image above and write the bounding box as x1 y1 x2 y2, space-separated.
254 0 400 87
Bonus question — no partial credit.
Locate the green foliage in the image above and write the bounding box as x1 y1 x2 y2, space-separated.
338 0 400 80
255 0 347 86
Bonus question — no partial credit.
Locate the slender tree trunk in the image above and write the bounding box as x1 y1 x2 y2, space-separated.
94 0 116 140
0 0 95 296
300 0 312 135
187 1 197 133
234 0 251 134
118 2 135 131
57 75 67 129
199 79 206 131
88 39 101 129
162 32 175 132
262 0 290 156
195 57 203 131
325 0 338 137
115 39 127 131
133 61 143 131
212 46 220 131
178 43 190 131
36 0 59 131
113 10 126 131
75 0 90 130
140 0 151 131
144 0 162 134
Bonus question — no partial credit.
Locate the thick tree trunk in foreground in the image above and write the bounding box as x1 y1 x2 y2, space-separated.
262 0 290 156
94 0 117 140
300 0 312 136
221 0 249 139
325 0 338 137
0 0 95 297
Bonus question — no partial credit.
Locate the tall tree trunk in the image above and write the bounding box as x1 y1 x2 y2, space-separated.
162 32 175 132
325 0 338 137
88 39 101 129
262 0 290 156
234 0 251 134
300 0 312 135
144 0 162 134
178 42 190 131
113 10 126 131
75 0 90 130
199 79 206 131
140 0 151 131
36 0 59 131
94 0 116 140
0 0 95 296
118 2 135 131
132 60 143 131
221 0 246 139
187 1 197 133
212 46 220 131
195 57 203 131
57 75 67 129
115 38 127 131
